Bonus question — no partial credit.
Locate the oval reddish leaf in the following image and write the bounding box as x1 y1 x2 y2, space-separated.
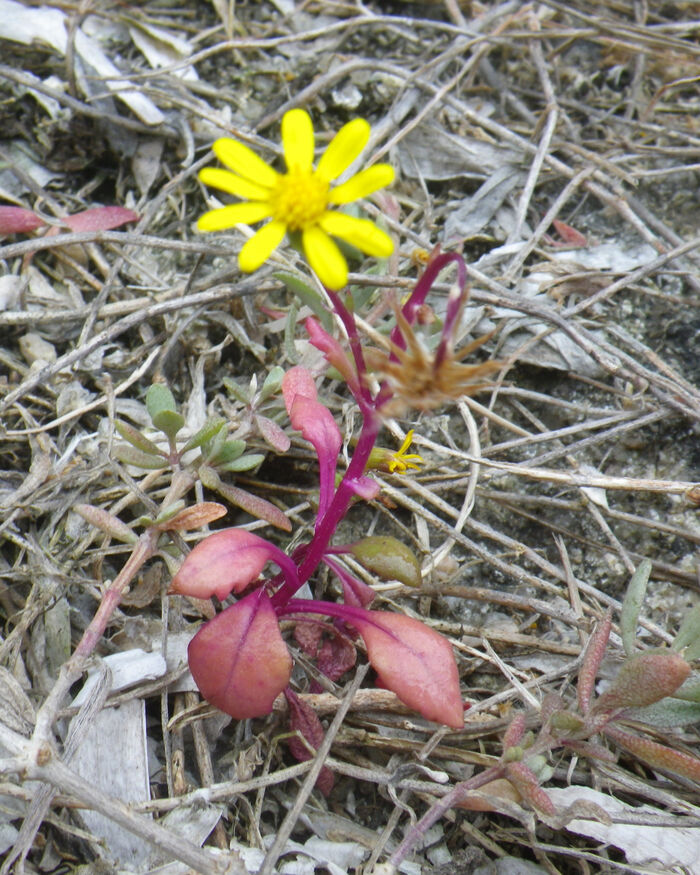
282 366 318 409
0 206 45 234
61 206 139 232
351 610 463 728
284 688 334 795
188 589 292 719
170 528 277 600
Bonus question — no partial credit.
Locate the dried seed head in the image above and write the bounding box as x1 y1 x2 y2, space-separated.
366 303 502 416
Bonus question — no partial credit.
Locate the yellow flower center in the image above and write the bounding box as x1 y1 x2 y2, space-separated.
271 167 330 231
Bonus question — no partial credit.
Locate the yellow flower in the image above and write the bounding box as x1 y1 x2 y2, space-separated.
197 109 395 290
367 429 424 475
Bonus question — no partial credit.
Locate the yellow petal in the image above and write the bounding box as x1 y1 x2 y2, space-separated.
197 202 273 232
302 225 348 290
239 220 287 272
398 429 415 455
213 138 278 187
328 164 395 204
199 168 273 201
282 108 314 172
317 118 370 181
319 212 393 257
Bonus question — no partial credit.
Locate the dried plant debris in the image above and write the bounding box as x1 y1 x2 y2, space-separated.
1 1 700 873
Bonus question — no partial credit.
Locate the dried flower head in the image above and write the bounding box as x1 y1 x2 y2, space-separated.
366 291 502 415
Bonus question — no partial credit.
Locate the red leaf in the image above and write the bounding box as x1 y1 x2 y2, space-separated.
305 317 360 397
255 414 291 452
593 651 690 713
317 630 356 682
284 688 334 795
213 481 292 532
552 218 587 247
282 366 341 513
341 575 375 609
505 762 556 815
61 206 139 232
0 206 45 234
502 712 526 750
605 725 700 783
349 610 463 728
578 608 612 713
282 366 318 406
170 528 280 600
188 589 292 719
294 620 323 657
455 778 522 812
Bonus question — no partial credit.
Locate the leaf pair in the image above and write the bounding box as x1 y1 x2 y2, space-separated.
172 527 463 727
185 587 463 727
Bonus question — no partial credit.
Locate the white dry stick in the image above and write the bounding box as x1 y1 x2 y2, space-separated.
427 399 482 574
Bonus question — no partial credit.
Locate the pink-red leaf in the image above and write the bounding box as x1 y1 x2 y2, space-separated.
154 501 227 532
61 206 139 232
284 688 334 795
282 366 341 514
605 724 700 783
170 528 281 600
0 206 45 234
282 367 341 460
294 620 323 657
347 475 380 501
593 651 690 714
349 609 464 728
578 608 613 713
340 574 376 609
552 218 587 247
318 631 356 682
305 317 361 397
213 480 292 532
255 414 291 452
288 395 341 464
505 762 557 816
188 589 292 719
282 365 318 406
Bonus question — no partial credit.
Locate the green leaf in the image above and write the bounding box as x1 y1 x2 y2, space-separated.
74 503 138 544
217 453 265 473
181 417 226 454
146 383 177 420
672 603 700 656
222 376 250 405
628 697 700 728
208 439 246 467
620 559 652 657
284 300 299 364
151 500 186 527
114 444 168 470
114 420 163 457
152 409 185 441
348 535 422 588
671 673 700 703
274 271 333 331
259 366 285 402
146 384 184 440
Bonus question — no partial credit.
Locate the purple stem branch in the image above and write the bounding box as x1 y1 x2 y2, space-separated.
325 288 374 412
